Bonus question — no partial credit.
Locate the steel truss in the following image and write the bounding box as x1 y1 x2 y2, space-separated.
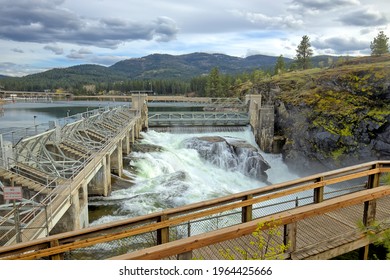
11 106 133 179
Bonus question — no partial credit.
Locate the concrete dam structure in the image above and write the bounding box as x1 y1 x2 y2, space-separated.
0 94 148 244
0 94 389 261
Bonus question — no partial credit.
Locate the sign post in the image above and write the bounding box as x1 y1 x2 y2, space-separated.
4 186 23 243
4 186 23 200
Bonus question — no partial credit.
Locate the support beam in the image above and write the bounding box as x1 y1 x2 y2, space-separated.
284 223 297 253
87 156 111 197
122 134 130 155
110 142 123 177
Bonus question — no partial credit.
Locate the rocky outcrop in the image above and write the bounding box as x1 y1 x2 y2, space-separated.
182 136 271 182
257 56 390 175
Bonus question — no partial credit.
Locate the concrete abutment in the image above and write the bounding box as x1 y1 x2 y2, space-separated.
246 95 275 153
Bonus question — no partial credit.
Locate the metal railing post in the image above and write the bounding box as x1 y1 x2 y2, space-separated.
13 201 22 243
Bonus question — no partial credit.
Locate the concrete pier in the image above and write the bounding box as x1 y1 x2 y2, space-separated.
246 95 275 153
257 106 275 153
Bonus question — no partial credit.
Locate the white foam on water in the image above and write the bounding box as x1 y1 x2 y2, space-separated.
90 127 299 225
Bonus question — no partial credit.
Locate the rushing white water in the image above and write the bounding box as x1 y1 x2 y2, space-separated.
89 127 299 225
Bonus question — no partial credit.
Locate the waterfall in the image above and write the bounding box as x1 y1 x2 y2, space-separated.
89 126 299 225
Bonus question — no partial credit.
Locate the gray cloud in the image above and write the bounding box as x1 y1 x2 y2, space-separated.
67 52 84 60
11 48 24 53
67 48 93 59
291 0 360 11
312 36 369 53
360 28 372 35
153 17 179 42
89 55 128 66
339 9 388 26
78 48 93 55
0 62 46 77
0 1 178 48
44 45 64 55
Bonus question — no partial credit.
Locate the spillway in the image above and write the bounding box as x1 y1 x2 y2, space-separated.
89 126 299 225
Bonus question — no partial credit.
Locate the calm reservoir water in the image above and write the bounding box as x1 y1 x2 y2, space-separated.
0 100 127 132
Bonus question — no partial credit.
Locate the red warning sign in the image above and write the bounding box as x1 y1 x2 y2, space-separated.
3 187 23 200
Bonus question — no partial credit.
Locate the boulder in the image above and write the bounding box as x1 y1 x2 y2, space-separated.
182 136 270 182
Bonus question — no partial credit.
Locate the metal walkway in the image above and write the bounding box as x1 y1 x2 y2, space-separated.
147 97 249 127
148 112 250 126
0 104 144 246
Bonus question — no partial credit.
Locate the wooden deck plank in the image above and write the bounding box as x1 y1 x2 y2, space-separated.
196 195 390 260
296 221 321 248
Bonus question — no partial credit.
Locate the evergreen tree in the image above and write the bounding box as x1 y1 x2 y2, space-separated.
274 55 286 75
295 35 313 70
205 67 223 97
370 31 389 56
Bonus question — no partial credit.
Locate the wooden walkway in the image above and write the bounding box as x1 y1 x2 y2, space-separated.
1 161 389 260
192 195 390 260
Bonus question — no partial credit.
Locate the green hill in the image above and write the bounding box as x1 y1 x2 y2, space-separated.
0 52 348 91
109 52 292 79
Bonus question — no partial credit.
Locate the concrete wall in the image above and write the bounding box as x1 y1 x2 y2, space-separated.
111 142 123 177
246 94 262 134
87 156 111 197
50 185 88 234
132 93 148 112
257 106 275 153
246 95 275 153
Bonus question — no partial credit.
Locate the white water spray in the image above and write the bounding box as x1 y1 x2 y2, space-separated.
89 127 299 225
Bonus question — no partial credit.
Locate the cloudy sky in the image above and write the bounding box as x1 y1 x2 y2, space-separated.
0 0 389 76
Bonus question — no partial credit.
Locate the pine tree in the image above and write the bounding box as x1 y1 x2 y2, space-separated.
295 35 313 70
205 67 223 97
274 55 286 75
370 31 389 56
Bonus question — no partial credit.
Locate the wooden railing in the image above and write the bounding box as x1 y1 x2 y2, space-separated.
0 160 389 260
112 185 390 260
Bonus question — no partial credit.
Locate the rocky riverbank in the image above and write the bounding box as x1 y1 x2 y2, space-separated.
254 55 390 175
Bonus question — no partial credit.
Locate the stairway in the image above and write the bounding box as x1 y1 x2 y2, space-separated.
59 140 92 160
0 168 52 195
11 163 64 187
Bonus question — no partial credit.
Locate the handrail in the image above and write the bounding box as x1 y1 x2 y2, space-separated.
0 160 388 259
0 106 143 246
110 185 390 260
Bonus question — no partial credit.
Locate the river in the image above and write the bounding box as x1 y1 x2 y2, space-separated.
0 100 126 133
0 100 299 226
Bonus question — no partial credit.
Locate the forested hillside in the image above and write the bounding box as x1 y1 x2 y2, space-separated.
0 52 344 94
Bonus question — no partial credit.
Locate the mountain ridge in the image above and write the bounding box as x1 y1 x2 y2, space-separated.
0 52 349 91
108 52 294 79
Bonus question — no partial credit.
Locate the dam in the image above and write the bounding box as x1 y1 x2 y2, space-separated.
0 94 389 261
